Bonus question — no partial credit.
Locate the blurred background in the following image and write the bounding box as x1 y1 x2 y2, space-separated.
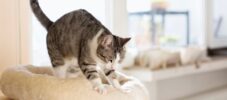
1 0 227 99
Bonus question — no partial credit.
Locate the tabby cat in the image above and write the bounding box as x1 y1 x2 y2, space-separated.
30 0 131 94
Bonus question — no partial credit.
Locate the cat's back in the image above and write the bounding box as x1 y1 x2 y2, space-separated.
48 9 103 40
47 9 103 58
51 9 101 30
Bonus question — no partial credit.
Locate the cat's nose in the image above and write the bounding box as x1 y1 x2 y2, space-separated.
110 60 113 63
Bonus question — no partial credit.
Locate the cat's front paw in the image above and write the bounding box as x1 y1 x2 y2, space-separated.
93 84 111 95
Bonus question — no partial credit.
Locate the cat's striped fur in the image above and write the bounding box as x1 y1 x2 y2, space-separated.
30 0 131 94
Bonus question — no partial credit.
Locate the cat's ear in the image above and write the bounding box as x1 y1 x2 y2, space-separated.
101 35 113 47
120 37 131 47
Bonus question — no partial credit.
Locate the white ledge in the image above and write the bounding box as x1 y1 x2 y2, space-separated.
122 58 227 82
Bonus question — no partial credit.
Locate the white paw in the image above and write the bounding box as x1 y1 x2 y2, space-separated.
93 84 111 95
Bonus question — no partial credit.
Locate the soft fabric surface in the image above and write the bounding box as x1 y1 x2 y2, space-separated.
0 65 149 100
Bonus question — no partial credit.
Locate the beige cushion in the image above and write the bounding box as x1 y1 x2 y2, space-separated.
0 65 149 100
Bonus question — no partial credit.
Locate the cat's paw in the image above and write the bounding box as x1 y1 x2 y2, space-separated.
93 84 111 95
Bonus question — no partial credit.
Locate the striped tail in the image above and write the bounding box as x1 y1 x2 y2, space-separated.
30 0 53 30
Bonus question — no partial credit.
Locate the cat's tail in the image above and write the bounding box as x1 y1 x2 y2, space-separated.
30 0 53 30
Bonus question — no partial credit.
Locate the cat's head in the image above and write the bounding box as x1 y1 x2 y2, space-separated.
97 34 131 68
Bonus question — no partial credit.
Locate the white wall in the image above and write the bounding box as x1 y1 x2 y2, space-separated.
106 0 129 37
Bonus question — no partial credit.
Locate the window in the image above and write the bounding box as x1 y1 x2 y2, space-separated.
207 0 227 49
127 0 204 49
32 0 106 66
213 0 227 38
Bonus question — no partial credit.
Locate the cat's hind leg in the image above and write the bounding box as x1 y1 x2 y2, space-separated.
48 48 68 78
54 64 69 78
66 66 82 78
